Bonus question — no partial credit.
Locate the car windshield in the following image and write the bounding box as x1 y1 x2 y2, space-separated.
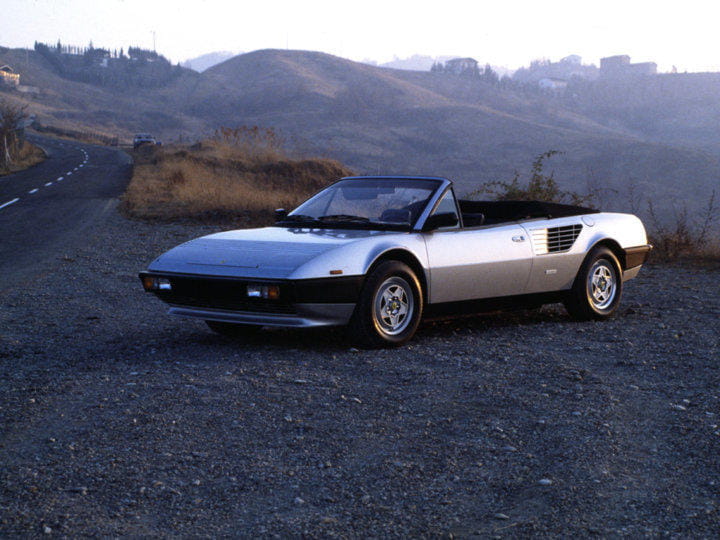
282 178 441 229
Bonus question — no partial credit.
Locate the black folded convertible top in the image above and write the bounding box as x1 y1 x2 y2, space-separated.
458 199 600 223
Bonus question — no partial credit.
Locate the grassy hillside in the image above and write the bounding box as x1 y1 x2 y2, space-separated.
566 73 720 150
2 46 718 217
122 129 353 224
0 47 202 138
190 50 719 213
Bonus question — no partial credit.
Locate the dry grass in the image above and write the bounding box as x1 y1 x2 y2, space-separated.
121 129 353 225
0 141 46 176
645 191 720 263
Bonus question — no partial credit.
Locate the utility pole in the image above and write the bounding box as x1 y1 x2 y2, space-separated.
152 30 156 52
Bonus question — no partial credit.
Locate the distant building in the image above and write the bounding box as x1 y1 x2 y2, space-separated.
0 65 20 87
512 56 598 84
600 55 657 77
444 57 480 77
600 55 630 69
627 62 657 75
538 77 568 91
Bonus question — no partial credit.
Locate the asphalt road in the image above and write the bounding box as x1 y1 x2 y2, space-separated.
0 134 131 289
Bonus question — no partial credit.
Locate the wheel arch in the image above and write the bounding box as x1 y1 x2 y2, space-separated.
366 249 428 304
589 238 625 269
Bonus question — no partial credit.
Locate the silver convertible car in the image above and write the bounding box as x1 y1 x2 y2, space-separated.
140 176 651 347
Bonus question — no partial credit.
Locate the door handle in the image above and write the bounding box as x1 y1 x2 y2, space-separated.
512 235 526 242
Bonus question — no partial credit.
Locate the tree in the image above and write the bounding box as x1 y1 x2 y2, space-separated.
0 100 28 169
482 64 499 85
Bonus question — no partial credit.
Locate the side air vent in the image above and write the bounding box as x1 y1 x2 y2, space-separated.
531 224 583 255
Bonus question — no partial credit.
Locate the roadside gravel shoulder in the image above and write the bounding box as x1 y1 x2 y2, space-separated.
1 209 719 536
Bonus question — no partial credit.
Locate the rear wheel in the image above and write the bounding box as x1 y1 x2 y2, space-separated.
349 261 423 348
205 320 262 338
564 246 622 320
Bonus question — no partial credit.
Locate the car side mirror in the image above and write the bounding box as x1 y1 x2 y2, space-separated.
274 208 288 221
422 212 458 231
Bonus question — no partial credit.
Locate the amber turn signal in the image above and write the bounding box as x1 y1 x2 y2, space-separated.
266 285 280 300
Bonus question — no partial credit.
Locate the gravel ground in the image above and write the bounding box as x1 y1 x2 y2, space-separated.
1 206 719 537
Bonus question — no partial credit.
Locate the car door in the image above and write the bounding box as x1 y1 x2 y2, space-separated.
422 191 534 304
520 218 587 293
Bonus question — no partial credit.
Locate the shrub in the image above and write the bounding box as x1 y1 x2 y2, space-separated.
0 100 27 170
646 191 719 261
467 150 598 206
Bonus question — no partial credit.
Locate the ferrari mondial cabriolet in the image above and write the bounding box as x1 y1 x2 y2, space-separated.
140 176 651 347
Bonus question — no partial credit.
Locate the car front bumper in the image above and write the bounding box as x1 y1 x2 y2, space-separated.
139 271 362 328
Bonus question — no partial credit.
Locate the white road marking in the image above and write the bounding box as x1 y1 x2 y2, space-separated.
45 182 53 186
29 188 39 194
66 172 72 176
73 167 78 171
0 198 20 210
57 176 64 181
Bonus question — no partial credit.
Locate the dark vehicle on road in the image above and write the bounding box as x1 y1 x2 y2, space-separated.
133 133 157 149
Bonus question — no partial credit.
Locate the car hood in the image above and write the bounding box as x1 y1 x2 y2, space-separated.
148 226 395 279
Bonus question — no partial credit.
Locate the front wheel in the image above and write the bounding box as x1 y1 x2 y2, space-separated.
564 246 622 320
349 261 423 348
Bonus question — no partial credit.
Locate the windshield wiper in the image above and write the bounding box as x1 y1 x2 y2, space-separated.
281 214 320 223
318 214 370 223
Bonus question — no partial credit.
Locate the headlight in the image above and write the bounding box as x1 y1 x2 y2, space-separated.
142 276 172 291
247 284 280 299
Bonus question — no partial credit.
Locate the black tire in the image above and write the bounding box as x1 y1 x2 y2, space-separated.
564 246 622 320
205 320 262 338
348 261 423 348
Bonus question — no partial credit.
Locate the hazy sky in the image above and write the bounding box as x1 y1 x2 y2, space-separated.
4 0 719 71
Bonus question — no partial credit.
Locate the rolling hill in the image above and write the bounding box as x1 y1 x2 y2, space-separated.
1 46 718 214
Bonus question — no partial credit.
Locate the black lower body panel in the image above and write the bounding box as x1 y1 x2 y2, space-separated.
425 291 566 319
624 244 652 269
